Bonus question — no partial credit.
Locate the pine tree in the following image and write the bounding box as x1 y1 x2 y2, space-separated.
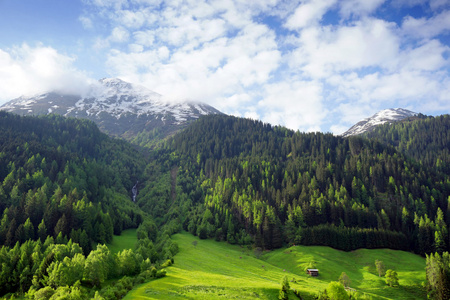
436 268 450 300
54 214 68 238
37 219 47 242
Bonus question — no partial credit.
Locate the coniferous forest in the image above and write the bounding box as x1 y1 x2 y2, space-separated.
146 115 450 254
1 111 450 298
0 112 175 298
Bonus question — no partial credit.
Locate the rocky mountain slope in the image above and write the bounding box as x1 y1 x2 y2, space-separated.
0 78 222 139
341 108 417 137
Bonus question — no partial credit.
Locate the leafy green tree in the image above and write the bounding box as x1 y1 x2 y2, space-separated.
326 281 349 300
48 254 85 287
34 286 55 299
116 249 140 276
83 245 112 288
385 269 399 287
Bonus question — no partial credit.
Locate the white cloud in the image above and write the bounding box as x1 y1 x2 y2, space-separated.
128 43 144 52
399 39 449 72
244 110 260 121
93 37 110 50
133 30 155 47
285 0 337 30
258 80 327 132
110 26 130 43
324 64 449 134
339 0 386 18
105 7 282 106
402 10 450 39
289 18 399 78
78 0 450 133
117 9 147 28
0 44 93 103
429 0 450 10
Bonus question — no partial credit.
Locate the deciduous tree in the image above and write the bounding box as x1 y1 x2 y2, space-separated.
385 269 399 287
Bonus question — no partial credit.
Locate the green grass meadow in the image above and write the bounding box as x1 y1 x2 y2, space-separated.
124 232 426 300
106 229 137 254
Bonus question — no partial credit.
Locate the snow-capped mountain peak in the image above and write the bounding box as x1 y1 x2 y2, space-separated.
100 77 129 87
341 108 417 137
0 78 222 139
96 78 158 98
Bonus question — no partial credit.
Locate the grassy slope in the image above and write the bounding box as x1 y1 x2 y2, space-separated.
264 246 425 299
125 232 426 300
106 229 137 254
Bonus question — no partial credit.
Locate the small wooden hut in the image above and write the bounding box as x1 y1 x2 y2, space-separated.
306 269 319 276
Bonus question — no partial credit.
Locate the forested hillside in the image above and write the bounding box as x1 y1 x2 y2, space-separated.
0 111 144 249
141 115 450 256
0 112 175 299
364 114 450 174
361 115 450 299
2 111 449 299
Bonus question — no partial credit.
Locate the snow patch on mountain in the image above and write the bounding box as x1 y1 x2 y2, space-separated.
0 78 222 139
341 108 417 137
2 78 219 122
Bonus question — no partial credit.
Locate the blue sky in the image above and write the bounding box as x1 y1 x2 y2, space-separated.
0 0 449 134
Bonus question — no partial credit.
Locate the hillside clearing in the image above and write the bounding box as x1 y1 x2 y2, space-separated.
106 229 138 254
125 232 426 299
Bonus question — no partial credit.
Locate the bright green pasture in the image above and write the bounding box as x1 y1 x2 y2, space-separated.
264 245 426 299
125 232 426 299
106 229 137 254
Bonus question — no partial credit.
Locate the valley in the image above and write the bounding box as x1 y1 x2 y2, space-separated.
0 110 448 299
1 1 449 299
125 232 426 299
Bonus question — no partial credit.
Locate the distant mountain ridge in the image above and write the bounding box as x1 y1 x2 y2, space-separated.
341 108 417 137
0 78 222 140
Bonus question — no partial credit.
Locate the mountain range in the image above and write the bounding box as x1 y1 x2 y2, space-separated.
0 78 221 140
0 79 427 140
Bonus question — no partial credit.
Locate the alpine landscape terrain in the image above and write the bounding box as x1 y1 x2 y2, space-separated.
0 78 449 299
1 1 449 299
